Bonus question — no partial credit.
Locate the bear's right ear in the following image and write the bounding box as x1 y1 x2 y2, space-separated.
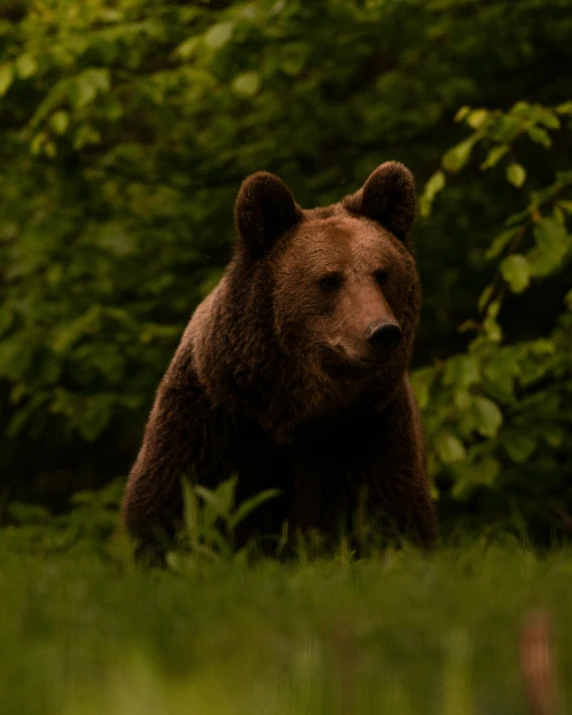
235 172 302 257
343 162 417 243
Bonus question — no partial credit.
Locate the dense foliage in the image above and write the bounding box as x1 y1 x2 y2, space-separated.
418 102 572 539
0 0 571 540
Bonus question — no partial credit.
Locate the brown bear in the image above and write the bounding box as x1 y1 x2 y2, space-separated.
122 162 437 558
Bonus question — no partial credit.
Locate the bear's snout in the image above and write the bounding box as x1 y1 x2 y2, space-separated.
365 321 403 356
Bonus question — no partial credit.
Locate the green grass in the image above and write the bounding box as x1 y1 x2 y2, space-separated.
1 533 570 715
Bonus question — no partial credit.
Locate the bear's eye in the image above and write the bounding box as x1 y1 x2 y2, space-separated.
374 269 388 287
319 273 343 293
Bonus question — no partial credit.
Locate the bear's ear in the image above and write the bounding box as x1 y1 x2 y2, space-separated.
343 162 417 242
235 171 302 256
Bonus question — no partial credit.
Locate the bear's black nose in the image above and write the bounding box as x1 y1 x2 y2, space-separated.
366 322 403 353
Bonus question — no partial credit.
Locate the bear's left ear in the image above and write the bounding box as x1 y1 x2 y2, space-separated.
343 162 417 242
235 171 303 257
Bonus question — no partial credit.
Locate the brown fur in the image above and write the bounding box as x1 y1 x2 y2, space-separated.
122 162 437 558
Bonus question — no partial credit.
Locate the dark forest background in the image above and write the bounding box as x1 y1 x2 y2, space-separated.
0 0 571 545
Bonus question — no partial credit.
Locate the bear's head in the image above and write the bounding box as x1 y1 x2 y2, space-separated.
192 162 421 439
234 162 420 390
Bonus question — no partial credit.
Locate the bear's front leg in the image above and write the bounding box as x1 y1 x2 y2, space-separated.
286 388 437 551
122 357 231 562
368 378 437 550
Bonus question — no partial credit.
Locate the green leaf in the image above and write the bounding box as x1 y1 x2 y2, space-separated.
486 298 501 319
76 394 115 441
232 72 261 97
485 226 521 260
472 396 503 438
0 63 14 95
6 502 50 525
556 101 572 115
73 124 101 149
410 366 435 410
533 218 568 263
480 144 508 170
482 306 501 342
173 36 201 61
482 351 519 404
419 170 446 217
451 458 500 499
30 131 45 155
436 434 466 463
215 477 237 518
44 141 56 158
182 477 200 547
466 109 488 129
228 489 281 532
506 163 526 188
558 201 572 214
50 111 69 135
477 284 494 312
443 355 480 390
454 106 470 122
89 68 110 92
15 54 37 79
193 485 224 529
74 69 110 109
194 483 234 521
424 170 446 200
502 431 537 464
204 21 234 50
527 125 551 147
553 205 565 225
544 428 563 448
531 105 560 129
75 80 97 109
51 306 102 353
500 254 530 293
442 136 477 173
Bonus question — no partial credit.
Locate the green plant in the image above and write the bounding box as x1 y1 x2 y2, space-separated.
167 475 280 570
1 478 125 556
415 100 572 538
